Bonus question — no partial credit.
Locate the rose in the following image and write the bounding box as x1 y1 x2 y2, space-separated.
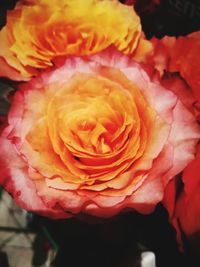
146 31 200 250
163 144 200 251
0 0 141 80
0 48 199 219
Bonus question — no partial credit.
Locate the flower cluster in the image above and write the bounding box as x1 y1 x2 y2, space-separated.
0 0 199 250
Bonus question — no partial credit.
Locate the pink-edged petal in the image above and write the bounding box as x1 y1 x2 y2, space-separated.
0 136 70 219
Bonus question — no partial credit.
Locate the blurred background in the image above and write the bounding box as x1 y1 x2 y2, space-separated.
0 189 57 267
0 188 197 267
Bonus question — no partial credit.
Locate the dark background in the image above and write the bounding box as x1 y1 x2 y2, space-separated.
121 0 200 37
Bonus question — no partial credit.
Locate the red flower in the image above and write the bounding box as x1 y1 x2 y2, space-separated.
147 31 200 250
147 31 200 104
169 31 200 103
163 144 200 251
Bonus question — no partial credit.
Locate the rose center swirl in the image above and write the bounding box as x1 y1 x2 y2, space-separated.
45 73 145 182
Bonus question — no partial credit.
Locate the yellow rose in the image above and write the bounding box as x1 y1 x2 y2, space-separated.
0 0 141 79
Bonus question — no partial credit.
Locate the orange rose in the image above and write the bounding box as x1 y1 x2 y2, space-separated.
0 0 141 80
0 48 199 218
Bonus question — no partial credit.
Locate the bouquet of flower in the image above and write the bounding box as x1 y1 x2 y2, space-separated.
0 0 200 265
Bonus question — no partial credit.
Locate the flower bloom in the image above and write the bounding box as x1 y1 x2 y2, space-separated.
0 49 199 219
0 0 141 80
142 31 200 249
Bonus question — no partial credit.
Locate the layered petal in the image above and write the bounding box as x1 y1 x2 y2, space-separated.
0 48 199 218
147 31 200 105
0 0 141 80
169 31 200 103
